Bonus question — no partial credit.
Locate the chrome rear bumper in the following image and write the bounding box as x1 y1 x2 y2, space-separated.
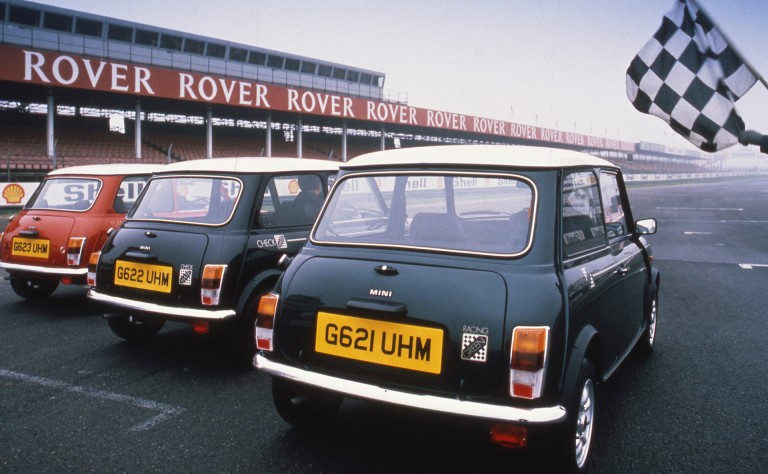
88 289 236 320
0 262 87 276
254 353 567 424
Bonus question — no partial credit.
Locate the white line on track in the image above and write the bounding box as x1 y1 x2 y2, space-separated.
0 369 185 431
656 207 744 211
683 231 712 235
739 264 768 270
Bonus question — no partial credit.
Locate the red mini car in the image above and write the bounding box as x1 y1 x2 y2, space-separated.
0 163 160 300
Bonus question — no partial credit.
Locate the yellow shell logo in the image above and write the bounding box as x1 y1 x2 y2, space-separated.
2 184 25 204
288 179 300 195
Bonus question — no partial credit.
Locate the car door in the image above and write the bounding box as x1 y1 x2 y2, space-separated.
561 170 625 374
245 173 329 269
599 170 647 356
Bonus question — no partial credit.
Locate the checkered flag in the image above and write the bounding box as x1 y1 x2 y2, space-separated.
626 0 758 152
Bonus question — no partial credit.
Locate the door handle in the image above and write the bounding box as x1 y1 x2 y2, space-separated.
616 266 630 276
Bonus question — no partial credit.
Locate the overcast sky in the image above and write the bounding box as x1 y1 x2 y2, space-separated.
33 0 768 154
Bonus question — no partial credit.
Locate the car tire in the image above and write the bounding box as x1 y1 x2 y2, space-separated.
272 378 343 427
637 292 658 356
106 314 165 341
9 276 59 300
557 358 597 473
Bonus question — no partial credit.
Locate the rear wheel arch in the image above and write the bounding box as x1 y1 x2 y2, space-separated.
232 270 281 367
235 269 282 316
560 327 601 406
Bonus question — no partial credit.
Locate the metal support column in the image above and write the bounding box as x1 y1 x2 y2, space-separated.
342 121 348 162
47 93 56 168
265 115 272 157
380 126 386 151
297 118 303 158
206 108 213 159
135 100 142 160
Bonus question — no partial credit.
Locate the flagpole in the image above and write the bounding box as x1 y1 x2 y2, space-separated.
686 0 768 90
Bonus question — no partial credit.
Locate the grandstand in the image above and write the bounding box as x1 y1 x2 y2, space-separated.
0 0 711 181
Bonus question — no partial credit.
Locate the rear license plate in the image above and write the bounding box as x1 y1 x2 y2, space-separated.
315 312 443 374
11 237 50 258
114 260 172 293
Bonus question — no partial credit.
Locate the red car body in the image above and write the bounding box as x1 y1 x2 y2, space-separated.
0 163 160 299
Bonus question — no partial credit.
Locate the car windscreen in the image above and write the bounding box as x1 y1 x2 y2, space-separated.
127 175 242 225
313 172 536 256
27 178 102 211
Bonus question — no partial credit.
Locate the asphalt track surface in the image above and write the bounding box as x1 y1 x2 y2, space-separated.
1 176 767 473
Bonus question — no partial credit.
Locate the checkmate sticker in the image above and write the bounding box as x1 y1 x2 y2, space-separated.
461 333 488 362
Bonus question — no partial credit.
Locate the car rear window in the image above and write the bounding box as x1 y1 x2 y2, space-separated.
313 172 535 256
27 178 102 211
127 176 242 225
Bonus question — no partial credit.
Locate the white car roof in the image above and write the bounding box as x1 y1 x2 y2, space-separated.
158 157 339 174
343 145 615 170
47 163 164 176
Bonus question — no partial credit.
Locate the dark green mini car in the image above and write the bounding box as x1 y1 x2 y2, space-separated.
87 157 338 363
254 145 659 472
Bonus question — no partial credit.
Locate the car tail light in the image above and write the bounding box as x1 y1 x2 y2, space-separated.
490 423 528 449
255 293 279 352
87 251 100 287
66 237 86 266
509 326 549 399
201 264 227 306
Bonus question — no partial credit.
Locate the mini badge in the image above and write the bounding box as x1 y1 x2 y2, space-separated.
461 333 489 362
179 264 193 286
274 235 288 249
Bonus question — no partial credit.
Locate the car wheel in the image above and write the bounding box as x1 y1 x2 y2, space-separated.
638 292 658 356
557 358 596 473
9 276 59 300
272 377 343 427
106 314 165 341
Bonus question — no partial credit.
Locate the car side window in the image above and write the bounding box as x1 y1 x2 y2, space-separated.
562 171 606 255
599 171 628 240
260 174 324 228
114 175 150 214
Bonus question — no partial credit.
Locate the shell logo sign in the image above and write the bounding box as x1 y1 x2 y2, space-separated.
2 183 25 204
1 182 38 206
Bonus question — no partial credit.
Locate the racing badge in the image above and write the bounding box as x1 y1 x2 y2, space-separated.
179 264 193 286
461 333 489 362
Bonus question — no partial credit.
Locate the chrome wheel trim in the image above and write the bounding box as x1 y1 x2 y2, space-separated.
574 378 595 469
648 297 658 347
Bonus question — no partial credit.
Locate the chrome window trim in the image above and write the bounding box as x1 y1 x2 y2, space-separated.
125 174 244 227
311 170 538 258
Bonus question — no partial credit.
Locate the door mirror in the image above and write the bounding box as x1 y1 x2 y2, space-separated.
634 218 657 235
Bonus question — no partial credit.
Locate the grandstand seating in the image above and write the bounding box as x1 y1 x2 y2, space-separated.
0 112 378 179
0 111 707 180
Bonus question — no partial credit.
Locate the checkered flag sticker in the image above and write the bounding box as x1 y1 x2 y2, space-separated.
626 0 758 152
461 333 488 362
179 264 193 286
